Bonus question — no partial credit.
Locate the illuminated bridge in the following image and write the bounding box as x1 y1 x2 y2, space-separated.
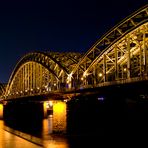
1 5 148 136
3 5 148 101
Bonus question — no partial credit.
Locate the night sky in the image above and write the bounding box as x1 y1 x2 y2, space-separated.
0 0 147 83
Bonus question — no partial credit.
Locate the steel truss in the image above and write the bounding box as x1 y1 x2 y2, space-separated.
5 52 82 99
70 5 148 88
4 5 148 99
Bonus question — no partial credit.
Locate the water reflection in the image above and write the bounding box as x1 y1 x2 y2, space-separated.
3 95 148 147
0 120 42 148
42 115 69 148
4 116 69 148
42 115 53 137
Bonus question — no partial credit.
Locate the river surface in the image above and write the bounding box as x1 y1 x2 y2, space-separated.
0 117 107 148
2 95 148 147
0 120 42 148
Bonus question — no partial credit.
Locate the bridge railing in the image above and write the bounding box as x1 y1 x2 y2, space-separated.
4 75 148 100
69 75 148 90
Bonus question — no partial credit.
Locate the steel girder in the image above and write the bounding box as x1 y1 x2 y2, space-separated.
70 5 148 88
5 52 82 99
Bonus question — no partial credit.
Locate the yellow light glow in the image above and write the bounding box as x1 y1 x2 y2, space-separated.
53 101 65 114
99 73 103 77
83 71 88 77
53 101 66 133
124 68 127 72
48 101 53 107
67 73 72 81
0 104 3 119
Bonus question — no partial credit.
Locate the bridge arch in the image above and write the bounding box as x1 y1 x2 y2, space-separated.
5 52 82 99
70 5 148 88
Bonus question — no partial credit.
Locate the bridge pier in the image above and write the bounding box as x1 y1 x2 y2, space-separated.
52 101 67 133
0 103 3 119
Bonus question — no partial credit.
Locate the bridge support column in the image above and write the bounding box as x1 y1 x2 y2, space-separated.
52 101 67 133
0 104 3 119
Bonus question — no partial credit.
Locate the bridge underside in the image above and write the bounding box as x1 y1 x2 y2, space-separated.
3 93 64 103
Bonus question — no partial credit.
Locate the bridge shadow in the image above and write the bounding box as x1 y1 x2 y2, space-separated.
3 101 44 138
67 84 148 139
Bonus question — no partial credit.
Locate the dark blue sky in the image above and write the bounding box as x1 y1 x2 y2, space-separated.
0 0 147 83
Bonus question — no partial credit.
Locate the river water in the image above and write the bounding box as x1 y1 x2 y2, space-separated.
2 95 148 147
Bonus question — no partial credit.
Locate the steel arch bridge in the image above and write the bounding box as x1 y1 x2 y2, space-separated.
4 5 148 100
5 52 82 99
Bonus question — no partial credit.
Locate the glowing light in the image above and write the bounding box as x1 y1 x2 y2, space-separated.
81 77 84 81
97 97 104 101
53 101 65 114
67 73 73 83
124 68 127 72
48 101 53 107
83 71 88 77
0 104 3 119
99 73 103 77
48 87 51 91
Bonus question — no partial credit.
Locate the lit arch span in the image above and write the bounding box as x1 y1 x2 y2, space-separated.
70 5 148 88
5 51 82 99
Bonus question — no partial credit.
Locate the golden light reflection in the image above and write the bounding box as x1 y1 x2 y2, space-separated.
44 142 69 148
